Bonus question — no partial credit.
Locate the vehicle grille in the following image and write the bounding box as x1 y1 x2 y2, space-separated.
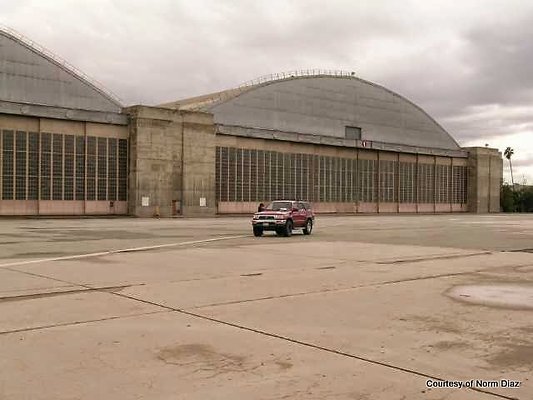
258 216 275 220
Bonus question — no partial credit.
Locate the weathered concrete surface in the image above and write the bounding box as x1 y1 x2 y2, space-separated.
0 313 497 400
0 214 532 399
466 147 503 213
126 106 217 218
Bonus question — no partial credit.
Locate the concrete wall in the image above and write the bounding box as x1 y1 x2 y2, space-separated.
181 111 217 216
126 106 216 218
466 147 503 213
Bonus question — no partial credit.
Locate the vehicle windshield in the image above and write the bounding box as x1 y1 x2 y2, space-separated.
266 201 293 211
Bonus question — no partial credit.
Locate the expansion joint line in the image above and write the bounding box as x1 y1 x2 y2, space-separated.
109 291 517 400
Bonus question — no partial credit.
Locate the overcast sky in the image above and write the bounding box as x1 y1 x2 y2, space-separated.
1 0 532 183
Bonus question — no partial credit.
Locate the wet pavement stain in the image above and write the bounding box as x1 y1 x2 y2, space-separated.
486 343 533 368
157 343 246 377
10 251 70 259
431 340 470 351
446 283 533 310
156 343 293 378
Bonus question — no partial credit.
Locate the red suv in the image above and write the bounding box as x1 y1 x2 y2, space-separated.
252 200 315 237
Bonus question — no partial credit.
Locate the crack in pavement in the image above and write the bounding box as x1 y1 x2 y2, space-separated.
105 291 519 400
6 263 515 399
1 249 527 399
0 310 170 336
187 266 522 311
0 283 145 303
376 251 492 264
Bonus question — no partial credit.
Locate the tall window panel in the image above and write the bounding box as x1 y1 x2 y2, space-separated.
418 164 428 203
227 147 235 202
358 159 377 202
312 155 319 202
293 153 300 200
297 154 303 201
435 164 451 203
215 146 221 202
256 150 264 201
52 134 63 200
333 157 339 202
265 151 273 201
418 163 435 203
452 165 467 204
40 133 51 200
341 159 348 202
325 156 332 202
108 138 117 201
235 148 243 202
28 132 39 200
248 149 256 201
75 136 85 200
97 138 107 200
301 154 309 201
15 131 27 200
379 160 397 203
86 136 96 201
338 158 344 202
460 166 468 204
242 148 250 202
2 131 14 200
274 151 283 200
219 147 229 201
283 153 291 199
399 162 415 203
64 135 74 200
319 157 326 202
350 158 357 202
118 139 128 201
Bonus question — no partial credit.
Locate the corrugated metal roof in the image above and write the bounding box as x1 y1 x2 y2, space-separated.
160 71 460 151
0 26 122 113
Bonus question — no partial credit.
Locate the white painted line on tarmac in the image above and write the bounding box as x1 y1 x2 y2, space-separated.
0 235 249 268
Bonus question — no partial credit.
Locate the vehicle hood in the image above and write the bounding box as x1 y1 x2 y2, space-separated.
254 211 290 216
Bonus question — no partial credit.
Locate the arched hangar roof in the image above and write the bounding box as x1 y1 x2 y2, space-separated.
0 26 122 115
162 70 462 155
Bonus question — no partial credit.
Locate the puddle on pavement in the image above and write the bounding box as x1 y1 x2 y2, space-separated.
446 284 533 310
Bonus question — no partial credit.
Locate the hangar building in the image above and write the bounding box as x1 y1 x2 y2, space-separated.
0 27 502 217
0 27 128 216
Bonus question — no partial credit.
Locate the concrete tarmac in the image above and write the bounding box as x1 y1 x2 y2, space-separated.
0 214 532 399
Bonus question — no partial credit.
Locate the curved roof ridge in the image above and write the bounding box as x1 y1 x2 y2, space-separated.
181 70 459 148
0 25 123 108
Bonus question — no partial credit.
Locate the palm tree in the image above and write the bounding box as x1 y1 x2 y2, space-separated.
504 147 515 187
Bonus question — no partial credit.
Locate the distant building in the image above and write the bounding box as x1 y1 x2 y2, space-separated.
0 27 502 216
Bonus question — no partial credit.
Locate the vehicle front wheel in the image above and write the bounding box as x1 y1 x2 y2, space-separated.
253 226 263 237
284 220 293 237
303 219 313 235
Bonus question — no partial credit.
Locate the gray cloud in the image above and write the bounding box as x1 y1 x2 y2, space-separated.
1 0 532 180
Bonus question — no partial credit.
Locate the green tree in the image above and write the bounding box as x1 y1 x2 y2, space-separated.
500 182 515 212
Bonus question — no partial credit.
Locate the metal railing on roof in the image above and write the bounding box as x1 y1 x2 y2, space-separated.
184 69 358 110
0 25 123 106
237 69 357 89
